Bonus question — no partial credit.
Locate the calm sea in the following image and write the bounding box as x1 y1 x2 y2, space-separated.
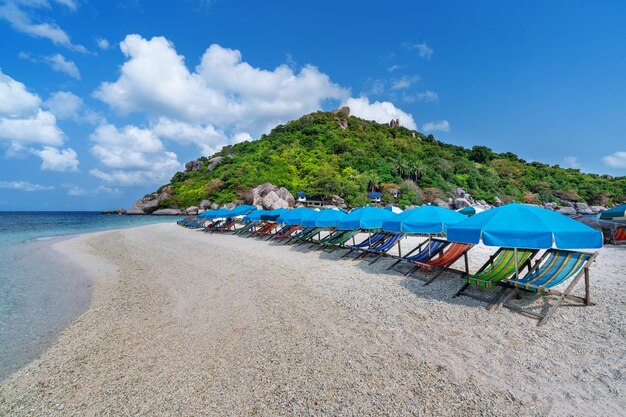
0 211 184 381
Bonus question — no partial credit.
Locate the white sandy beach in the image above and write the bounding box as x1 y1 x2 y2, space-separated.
0 223 624 416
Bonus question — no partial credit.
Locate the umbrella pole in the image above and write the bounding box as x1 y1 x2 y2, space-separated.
514 248 519 280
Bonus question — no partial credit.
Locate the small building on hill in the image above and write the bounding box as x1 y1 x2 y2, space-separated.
368 191 382 204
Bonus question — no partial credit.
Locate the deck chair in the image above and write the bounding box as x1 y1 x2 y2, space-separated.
234 221 256 235
613 226 626 243
405 242 474 285
354 233 404 263
251 222 278 237
387 239 449 271
211 219 236 233
307 228 340 247
454 248 537 304
294 227 326 245
341 232 387 258
270 225 300 240
495 249 599 325
320 229 361 252
283 227 312 244
203 219 224 232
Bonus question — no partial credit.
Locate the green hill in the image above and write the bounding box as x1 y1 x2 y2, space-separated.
154 111 626 209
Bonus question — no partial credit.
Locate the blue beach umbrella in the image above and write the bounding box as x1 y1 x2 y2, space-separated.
277 207 316 225
447 202 602 279
382 205 466 234
198 208 230 219
337 206 396 230
447 202 603 250
599 204 626 220
228 205 257 217
243 209 268 222
302 208 347 228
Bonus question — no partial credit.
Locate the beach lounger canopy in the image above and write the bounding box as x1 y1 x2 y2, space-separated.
277 207 316 225
302 208 347 227
382 205 466 234
456 206 485 216
599 204 626 220
337 207 396 230
447 202 602 249
261 208 290 221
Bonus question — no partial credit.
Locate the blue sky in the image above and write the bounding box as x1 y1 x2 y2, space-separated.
0 0 625 210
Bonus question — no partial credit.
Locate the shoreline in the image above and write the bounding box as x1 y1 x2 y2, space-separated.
1 223 624 415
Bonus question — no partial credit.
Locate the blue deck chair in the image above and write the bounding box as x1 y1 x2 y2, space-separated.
341 232 387 258
353 233 404 263
495 249 599 325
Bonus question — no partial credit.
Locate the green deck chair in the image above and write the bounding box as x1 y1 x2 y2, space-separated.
454 248 537 304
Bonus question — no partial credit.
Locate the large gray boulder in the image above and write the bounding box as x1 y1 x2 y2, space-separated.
574 203 594 215
126 208 144 215
184 160 203 173
210 203 220 210
245 182 295 209
330 195 347 209
493 196 503 207
199 199 212 210
557 206 577 216
152 208 181 215
432 198 450 209
543 202 558 211
185 206 199 215
261 191 290 210
454 198 472 210
590 205 607 214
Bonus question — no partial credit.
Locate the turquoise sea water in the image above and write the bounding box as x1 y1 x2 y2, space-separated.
0 212 184 381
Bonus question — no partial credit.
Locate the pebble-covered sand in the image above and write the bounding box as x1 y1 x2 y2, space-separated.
1 223 624 416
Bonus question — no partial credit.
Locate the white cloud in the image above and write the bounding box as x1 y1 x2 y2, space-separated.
387 64 403 72
44 91 83 119
0 69 41 116
343 97 417 130
603 151 626 169
94 35 348 137
413 42 433 60
563 156 580 169
410 90 439 103
19 52 80 79
89 123 181 186
390 75 420 90
0 180 53 191
0 108 64 146
422 120 450 133
96 37 110 50
0 1 86 52
152 117 229 156
31 146 79 171
63 183 121 197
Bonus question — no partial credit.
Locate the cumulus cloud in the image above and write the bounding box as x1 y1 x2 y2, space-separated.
89 123 181 186
406 90 439 103
20 52 81 79
152 117 230 156
603 151 626 169
390 75 420 90
0 69 41 116
343 97 417 130
44 91 83 120
94 35 348 136
422 120 450 133
31 146 79 171
413 42 433 60
0 180 53 191
0 1 86 52
0 70 80 170
62 183 121 197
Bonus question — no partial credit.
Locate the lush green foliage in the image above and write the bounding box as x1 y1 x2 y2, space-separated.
159 112 626 208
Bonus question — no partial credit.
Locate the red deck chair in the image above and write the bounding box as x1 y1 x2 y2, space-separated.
614 227 626 243
405 242 473 285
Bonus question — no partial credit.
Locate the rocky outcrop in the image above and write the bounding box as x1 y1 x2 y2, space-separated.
331 106 350 117
206 157 223 172
244 183 295 209
432 198 450 209
329 195 347 209
590 206 607 214
543 202 558 211
557 206 577 216
185 206 199 215
128 187 174 214
184 160 203 173
389 119 400 128
152 208 181 215
199 200 212 210
453 198 471 210
493 196 503 207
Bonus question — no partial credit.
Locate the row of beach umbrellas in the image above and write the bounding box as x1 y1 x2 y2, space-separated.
199 203 602 251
